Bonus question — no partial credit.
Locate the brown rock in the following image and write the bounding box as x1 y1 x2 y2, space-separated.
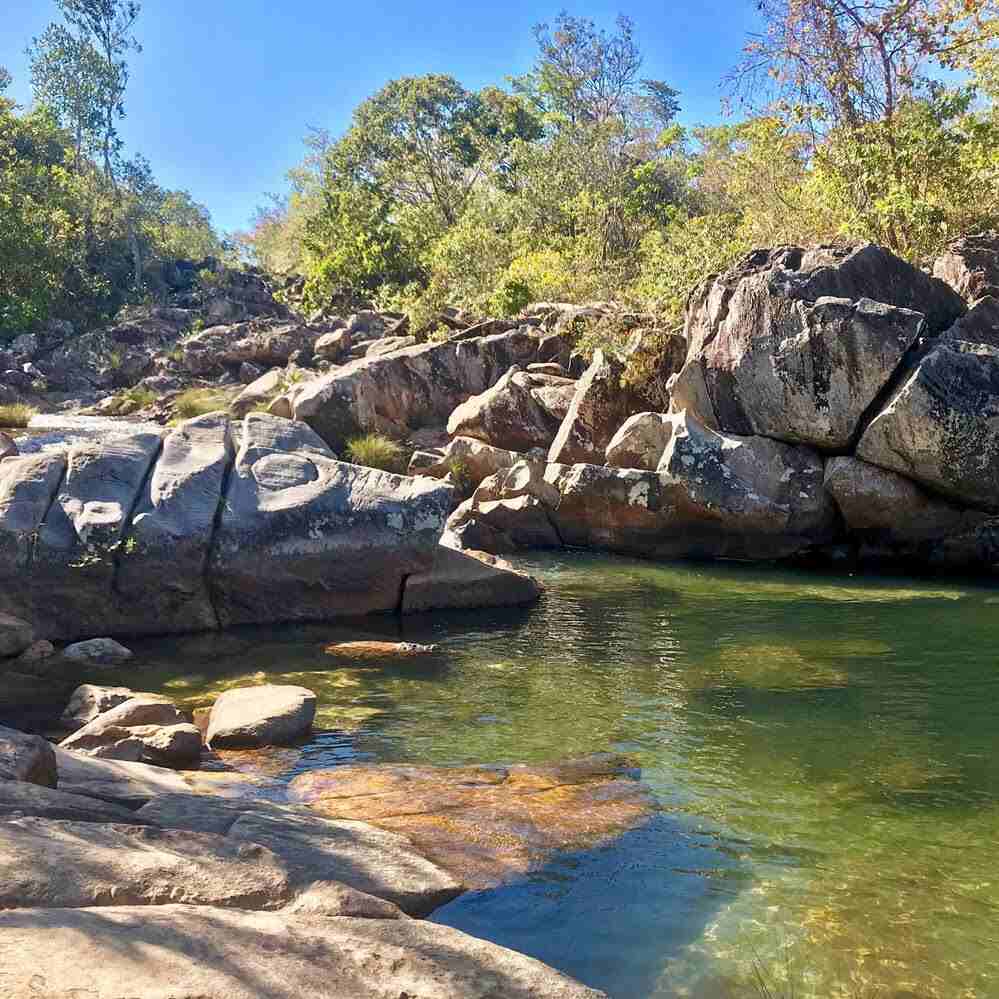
0 725 57 786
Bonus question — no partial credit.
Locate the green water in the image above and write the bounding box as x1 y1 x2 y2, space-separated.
135 553 999 999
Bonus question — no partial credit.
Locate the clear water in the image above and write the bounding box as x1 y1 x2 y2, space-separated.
135 553 999 999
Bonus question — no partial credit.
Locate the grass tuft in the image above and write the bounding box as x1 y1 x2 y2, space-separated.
0 403 37 428
172 388 232 421
346 433 406 473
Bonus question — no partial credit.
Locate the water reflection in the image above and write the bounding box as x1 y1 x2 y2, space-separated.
134 552 999 998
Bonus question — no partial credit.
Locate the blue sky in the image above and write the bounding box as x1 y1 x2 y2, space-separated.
2 0 761 235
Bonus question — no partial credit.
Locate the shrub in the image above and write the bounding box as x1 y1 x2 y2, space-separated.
0 403 36 428
346 433 406 473
172 388 231 421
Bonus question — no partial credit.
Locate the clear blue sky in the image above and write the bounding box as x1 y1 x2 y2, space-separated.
2 0 761 235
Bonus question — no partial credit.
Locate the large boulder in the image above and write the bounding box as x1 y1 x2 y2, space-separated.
548 350 647 464
401 546 542 613
230 368 286 418
942 296 999 348
62 637 134 665
182 320 319 375
824 456 999 568
604 412 674 470
420 436 524 487
116 413 234 634
209 414 451 625
673 244 964 449
206 685 317 748
0 906 605 999
674 293 927 450
291 329 541 451
857 340 999 509
933 231 999 301
0 725 57 786
447 366 569 452
61 684 138 729
0 612 32 658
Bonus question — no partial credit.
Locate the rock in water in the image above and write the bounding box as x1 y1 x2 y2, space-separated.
0 724 57 786
323 641 439 658
62 638 134 665
208 414 451 626
206 685 317 748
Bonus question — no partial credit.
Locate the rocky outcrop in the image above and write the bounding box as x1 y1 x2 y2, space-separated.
181 320 321 375
449 413 835 562
548 350 648 464
856 340 999 509
291 330 541 451
206 685 317 749
0 906 605 999
933 232 999 301
0 724 57 786
0 412 540 642
673 244 964 449
447 366 571 452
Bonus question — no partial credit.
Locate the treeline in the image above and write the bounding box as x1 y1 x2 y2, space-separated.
242 1 999 328
0 0 222 339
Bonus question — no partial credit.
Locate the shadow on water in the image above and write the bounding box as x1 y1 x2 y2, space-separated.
432 812 751 999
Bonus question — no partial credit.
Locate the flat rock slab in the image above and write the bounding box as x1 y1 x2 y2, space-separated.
206 684 317 748
288 754 654 889
228 810 464 917
0 725 56 786
0 780 152 824
0 905 605 999
53 747 191 806
0 817 292 910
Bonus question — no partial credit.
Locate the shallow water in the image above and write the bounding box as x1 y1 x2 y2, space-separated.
135 553 999 999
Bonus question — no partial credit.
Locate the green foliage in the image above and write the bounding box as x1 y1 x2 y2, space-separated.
172 387 231 421
346 433 406 473
0 403 38 428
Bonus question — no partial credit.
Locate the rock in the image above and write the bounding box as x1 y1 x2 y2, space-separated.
62 637 134 665
227 809 464 915
823 456 999 567
0 725 57 786
230 368 285 418
28 431 163 640
933 231 999 301
238 361 265 384
424 435 523 486
323 641 439 659
857 340 999 509
117 413 235 634
290 755 651 891
209 414 451 626
267 393 294 418
313 327 352 362
61 684 137 729
0 431 16 460
0 816 296 910
942 295 999 348
135 792 305 835
0 906 605 999
447 366 567 452
548 350 648 464
0 778 152 824
675 292 927 449
182 320 319 374
604 412 674 469
53 747 191 806
0 612 33 658
292 329 541 451
365 335 418 357
401 546 543 613
126 723 203 767
206 685 317 749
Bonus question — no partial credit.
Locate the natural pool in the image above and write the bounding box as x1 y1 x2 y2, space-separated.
135 552 999 999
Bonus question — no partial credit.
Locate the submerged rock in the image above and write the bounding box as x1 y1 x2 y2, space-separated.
323 641 439 658
62 638 134 665
289 754 653 890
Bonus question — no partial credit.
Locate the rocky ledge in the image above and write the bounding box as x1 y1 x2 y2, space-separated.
0 411 541 643
0 699 649 998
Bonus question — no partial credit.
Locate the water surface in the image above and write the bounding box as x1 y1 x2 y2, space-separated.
136 553 999 998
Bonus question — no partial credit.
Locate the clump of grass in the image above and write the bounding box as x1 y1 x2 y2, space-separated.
346 433 405 473
0 403 37 428
123 385 157 407
172 388 232 421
